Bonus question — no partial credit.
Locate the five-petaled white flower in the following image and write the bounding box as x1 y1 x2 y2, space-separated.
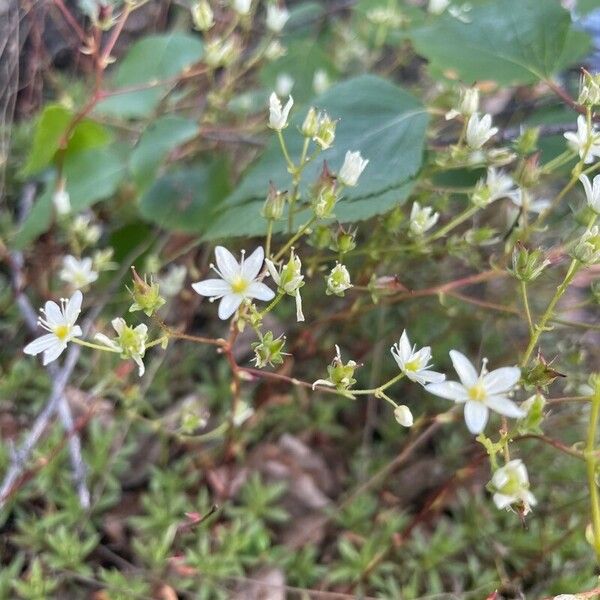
268 92 293 130
391 330 445 386
580 173 600 213
425 350 524 434
466 113 498 150
59 255 99 290
564 116 600 164
490 459 536 513
192 246 275 320
266 4 289 32
409 202 439 235
338 150 369 187
23 291 83 365
473 168 519 207
95 318 148 377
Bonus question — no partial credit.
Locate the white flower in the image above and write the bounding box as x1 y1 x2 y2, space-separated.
59 255 99 290
394 405 414 427
266 4 289 32
564 116 600 164
268 92 293 130
95 318 148 377
580 173 600 213
265 250 305 322
313 69 330 95
446 86 479 120
192 246 275 320
338 150 369 187
472 168 518 207
391 330 445 386
326 263 352 296
232 400 255 426
23 291 83 365
425 350 524 434
191 0 214 31
409 202 439 235
491 459 536 513
53 187 71 215
466 113 498 150
509 189 550 214
275 73 294 97
265 40 286 60
232 0 252 15
428 0 450 15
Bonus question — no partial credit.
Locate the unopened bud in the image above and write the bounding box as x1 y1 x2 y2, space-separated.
129 267 166 317
262 183 286 220
509 242 549 282
192 0 214 31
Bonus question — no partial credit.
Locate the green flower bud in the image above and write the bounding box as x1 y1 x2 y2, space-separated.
509 243 549 282
517 393 546 434
330 227 356 254
192 0 215 31
262 183 287 220
129 267 166 317
313 113 337 150
251 331 287 368
579 70 600 107
301 107 319 138
571 226 600 265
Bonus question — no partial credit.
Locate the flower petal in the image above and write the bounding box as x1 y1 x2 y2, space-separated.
218 294 243 320
241 246 265 281
399 330 412 362
215 246 240 280
44 300 63 325
425 381 468 402
43 342 67 365
464 401 489 434
493 492 515 509
416 370 446 384
246 281 275 301
483 367 520 394
485 395 525 418
24 334 58 356
192 279 231 298
450 350 478 387
66 290 83 323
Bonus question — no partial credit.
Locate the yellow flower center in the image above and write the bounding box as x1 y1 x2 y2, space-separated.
53 325 70 341
468 381 486 402
230 276 248 294
404 358 422 372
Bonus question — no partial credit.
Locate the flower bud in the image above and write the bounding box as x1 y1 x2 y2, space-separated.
311 224 332 249
517 393 546 434
514 127 540 157
514 153 541 189
338 150 369 187
192 0 214 31
409 201 439 236
251 331 287 368
262 183 287 220
266 4 289 32
579 70 600 108
313 112 337 150
92 247 117 272
571 226 600 265
330 227 356 254
205 37 237 68
394 405 413 427
301 107 319 138
232 0 252 15
53 179 71 215
326 263 352 296
509 242 549 282
129 267 166 317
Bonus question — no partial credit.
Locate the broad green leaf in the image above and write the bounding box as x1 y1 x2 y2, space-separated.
95 33 203 119
130 116 199 188
410 0 591 85
205 75 428 239
21 105 111 176
139 161 230 233
14 146 128 249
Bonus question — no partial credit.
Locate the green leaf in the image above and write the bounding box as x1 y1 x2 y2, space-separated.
139 160 230 233
205 75 428 239
130 116 199 188
96 33 203 119
410 0 591 85
13 146 128 249
21 104 111 177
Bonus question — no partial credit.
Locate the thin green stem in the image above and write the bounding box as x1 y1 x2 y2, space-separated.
259 292 284 317
276 130 295 172
353 372 405 396
520 280 534 335
427 205 479 242
72 338 120 353
273 216 317 262
586 381 600 561
145 335 168 349
265 219 274 259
